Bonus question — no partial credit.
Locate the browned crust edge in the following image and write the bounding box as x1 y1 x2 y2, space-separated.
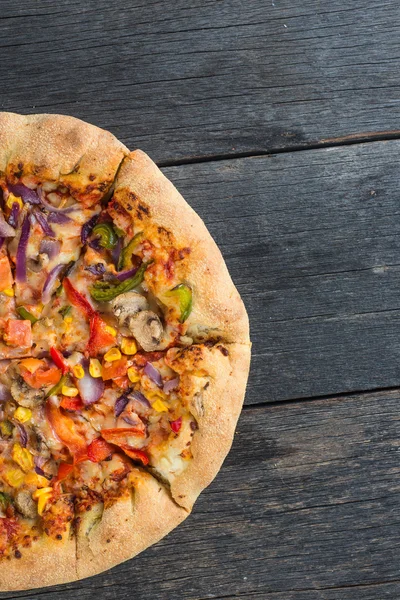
75 469 187 580
113 150 250 344
0 532 76 591
0 112 129 203
169 342 251 510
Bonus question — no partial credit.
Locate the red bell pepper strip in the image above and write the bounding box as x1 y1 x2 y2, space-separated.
121 447 149 465
87 313 116 357
50 347 70 374
45 400 87 460
170 417 182 433
63 278 115 356
60 396 84 411
87 438 114 463
54 462 74 483
63 278 94 318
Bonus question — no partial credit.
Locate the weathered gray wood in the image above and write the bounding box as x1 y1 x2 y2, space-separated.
3 390 400 599
1 1 400 162
162 139 400 403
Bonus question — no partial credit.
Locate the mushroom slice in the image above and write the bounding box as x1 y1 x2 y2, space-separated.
128 310 164 352
15 490 38 519
10 377 45 408
111 292 149 327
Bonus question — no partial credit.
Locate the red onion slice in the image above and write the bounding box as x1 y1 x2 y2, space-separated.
38 188 78 214
0 383 11 402
39 238 61 260
33 208 55 237
8 184 40 205
111 236 123 268
16 214 31 282
115 266 139 282
144 362 163 387
76 359 104 406
129 391 151 409
42 263 65 304
15 422 28 447
115 393 129 417
8 202 20 228
81 215 98 244
163 377 179 394
85 263 106 276
0 211 15 238
47 212 73 224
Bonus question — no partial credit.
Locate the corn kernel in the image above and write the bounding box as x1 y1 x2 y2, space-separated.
4 468 25 488
64 316 73 324
25 472 49 488
6 193 23 209
14 407 32 423
127 367 140 383
152 398 168 413
37 493 52 515
72 364 85 379
61 385 79 397
105 325 117 337
32 487 53 499
104 348 121 362
3 288 14 297
121 338 137 355
12 443 34 472
32 487 53 516
147 390 167 402
89 358 102 378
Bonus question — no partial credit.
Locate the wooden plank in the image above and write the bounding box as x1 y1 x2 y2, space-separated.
162 139 400 403
1 1 400 161
3 390 400 599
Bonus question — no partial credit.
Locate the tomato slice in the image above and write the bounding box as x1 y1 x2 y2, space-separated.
87 438 114 463
3 319 32 348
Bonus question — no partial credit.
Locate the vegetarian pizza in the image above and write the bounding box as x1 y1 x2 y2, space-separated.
0 113 250 590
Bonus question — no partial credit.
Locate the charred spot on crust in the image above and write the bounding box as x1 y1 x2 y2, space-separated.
14 550 21 559
217 345 229 357
89 174 96 181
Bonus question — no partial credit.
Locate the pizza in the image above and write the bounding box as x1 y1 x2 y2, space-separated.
0 113 250 590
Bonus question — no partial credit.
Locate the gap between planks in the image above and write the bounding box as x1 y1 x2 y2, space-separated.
157 130 400 168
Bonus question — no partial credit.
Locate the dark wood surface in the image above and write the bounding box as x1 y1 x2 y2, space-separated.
1 1 400 598
2 0 400 162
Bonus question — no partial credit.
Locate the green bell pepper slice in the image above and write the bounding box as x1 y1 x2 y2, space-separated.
89 262 148 303
118 231 144 271
16 306 38 325
92 222 118 249
165 284 192 323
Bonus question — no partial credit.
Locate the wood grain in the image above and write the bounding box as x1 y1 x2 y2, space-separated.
2 390 400 599
162 139 400 403
1 1 400 162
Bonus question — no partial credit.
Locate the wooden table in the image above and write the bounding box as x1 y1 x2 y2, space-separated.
1 1 400 598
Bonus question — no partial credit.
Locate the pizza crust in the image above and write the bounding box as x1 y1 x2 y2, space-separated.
113 150 250 344
0 113 128 204
165 343 251 510
75 469 187 580
0 530 76 591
